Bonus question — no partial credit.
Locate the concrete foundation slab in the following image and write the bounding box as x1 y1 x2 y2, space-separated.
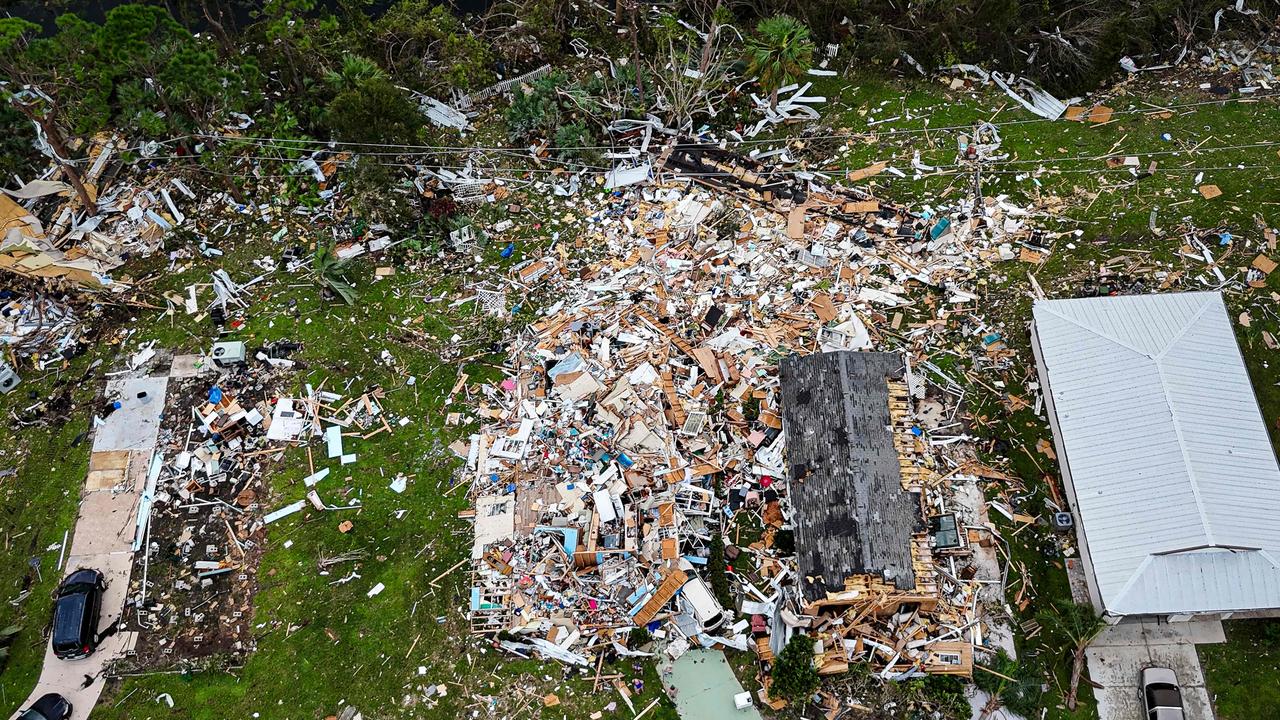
1086 618 1218 720
92 377 168 453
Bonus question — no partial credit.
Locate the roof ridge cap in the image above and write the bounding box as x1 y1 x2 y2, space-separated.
1038 303 1155 359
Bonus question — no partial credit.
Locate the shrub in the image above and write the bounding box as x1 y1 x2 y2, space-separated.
771 634 819 703
553 120 599 163
505 72 565 141
628 627 652 647
325 77 422 145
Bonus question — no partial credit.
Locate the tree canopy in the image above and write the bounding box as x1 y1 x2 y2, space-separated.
1 6 240 137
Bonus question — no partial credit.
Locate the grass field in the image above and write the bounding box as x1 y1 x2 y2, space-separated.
1 61 1279 719
1200 620 1280 720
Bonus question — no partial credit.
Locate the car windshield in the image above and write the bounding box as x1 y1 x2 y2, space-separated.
17 709 49 720
1147 683 1182 708
58 581 94 596
52 594 86 644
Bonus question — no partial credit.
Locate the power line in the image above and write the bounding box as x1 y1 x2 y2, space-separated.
161 157 1280 183
186 91 1280 154
138 138 1280 182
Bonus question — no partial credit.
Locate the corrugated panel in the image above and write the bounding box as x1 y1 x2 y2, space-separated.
1034 291 1280 615
1112 550 1280 615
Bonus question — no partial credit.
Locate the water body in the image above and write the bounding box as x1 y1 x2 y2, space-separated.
665 649 762 720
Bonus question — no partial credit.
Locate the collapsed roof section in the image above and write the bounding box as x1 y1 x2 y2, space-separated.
781 351 922 602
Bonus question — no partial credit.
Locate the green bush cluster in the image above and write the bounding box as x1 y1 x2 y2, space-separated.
505 72 602 163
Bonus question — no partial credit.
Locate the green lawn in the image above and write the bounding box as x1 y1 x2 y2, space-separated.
0 361 104 708
1 59 1279 720
1200 619 1280 720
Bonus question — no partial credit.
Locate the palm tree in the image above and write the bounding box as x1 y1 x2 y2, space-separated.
312 241 357 305
324 53 387 91
1038 599 1105 710
743 15 815 110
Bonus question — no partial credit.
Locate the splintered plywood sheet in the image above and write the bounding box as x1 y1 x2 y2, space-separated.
1199 184 1223 199
86 450 130 491
810 293 838 323
661 537 678 560
691 347 723 385
1 194 42 237
846 162 887 183
786 206 806 239
1087 105 1114 123
842 201 880 214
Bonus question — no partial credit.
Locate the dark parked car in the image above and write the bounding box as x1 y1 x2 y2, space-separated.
17 693 72 720
51 568 104 660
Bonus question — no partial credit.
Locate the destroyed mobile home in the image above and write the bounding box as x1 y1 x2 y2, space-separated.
461 167 1041 695
107 345 408 672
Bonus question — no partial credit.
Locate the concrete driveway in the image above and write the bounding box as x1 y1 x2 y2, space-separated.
1085 618 1222 720
8 374 169 719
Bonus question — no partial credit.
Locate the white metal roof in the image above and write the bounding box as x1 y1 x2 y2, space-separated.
1033 291 1280 615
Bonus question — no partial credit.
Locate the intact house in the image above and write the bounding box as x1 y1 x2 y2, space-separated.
780 351 974 677
1032 291 1280 621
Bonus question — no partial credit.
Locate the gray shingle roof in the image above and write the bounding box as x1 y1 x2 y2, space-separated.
1034 291 1280 615
780 351 920 602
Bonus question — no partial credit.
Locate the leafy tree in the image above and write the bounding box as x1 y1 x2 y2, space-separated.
325 76 422 145
159 45 224 122
1038 600 1104 710
770 634 819 704
0 103 38 180
5 6 234 143
19 14 114 134
743 15 815 109
369 2 493 93
256 0 339 96
0 17 96 208
99 4 214 127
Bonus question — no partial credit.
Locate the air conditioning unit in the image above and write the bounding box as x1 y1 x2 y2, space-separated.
0 362 19 394
211 341 247 368
1053 512 1075 533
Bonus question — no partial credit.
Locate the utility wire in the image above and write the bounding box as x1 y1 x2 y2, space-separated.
185 91 1280 154
159 158 1280 183
136 138 1280 180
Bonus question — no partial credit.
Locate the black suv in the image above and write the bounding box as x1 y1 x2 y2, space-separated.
17 693 72 720
51 568 105 660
